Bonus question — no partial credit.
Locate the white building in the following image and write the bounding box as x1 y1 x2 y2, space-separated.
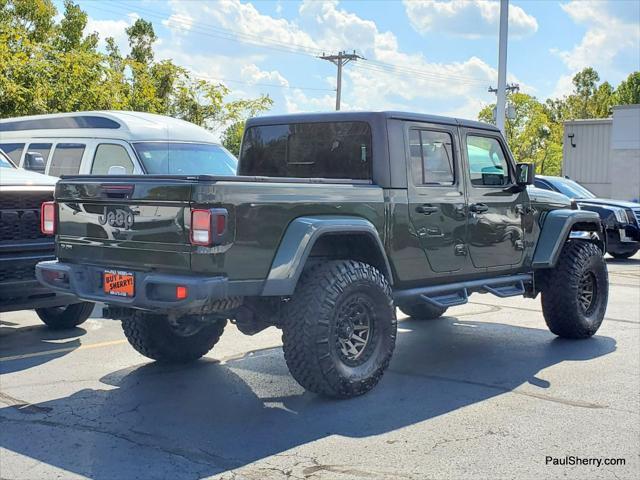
563 104 640 202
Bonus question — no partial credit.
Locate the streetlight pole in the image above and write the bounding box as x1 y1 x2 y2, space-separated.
496 0 509 134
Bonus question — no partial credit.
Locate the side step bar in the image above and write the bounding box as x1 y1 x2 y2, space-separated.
393 273 532 309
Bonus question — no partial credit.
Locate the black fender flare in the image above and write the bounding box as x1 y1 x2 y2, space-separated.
261 216 392 296
532 209 603 268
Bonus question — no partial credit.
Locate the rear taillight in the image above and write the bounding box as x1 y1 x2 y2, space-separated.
41 201 56 235
190 208 227 246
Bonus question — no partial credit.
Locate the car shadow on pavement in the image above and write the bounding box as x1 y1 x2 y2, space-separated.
0 317 616 479
0 322 86 374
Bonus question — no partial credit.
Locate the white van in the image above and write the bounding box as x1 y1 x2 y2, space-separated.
0 111 237 177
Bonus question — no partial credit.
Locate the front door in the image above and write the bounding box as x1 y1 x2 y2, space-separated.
407 124 467 273
462 130 527 270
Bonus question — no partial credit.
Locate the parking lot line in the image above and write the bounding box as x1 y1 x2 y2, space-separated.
0 339 127 363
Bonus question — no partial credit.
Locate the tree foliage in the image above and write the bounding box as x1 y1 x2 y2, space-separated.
479 67 639 175
0 0 272 138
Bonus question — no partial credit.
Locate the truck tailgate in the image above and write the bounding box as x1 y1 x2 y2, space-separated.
55 177 196 271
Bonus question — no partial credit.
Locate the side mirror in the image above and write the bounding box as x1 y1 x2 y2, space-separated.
515 162 535 186
24 152 46 174
107 165 127 175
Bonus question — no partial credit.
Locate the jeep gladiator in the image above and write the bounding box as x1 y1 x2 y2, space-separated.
37 111 609 398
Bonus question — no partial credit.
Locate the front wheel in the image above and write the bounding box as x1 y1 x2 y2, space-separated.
281 260 397 399
541 241 608 339
121 311 226 363
36 302 95 330
608 248 638 259
399 303 447 320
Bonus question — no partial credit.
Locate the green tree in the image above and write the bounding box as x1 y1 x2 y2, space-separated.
615 72 640 104
0 0 272 134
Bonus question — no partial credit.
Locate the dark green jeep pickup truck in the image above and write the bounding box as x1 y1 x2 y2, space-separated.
36 111 608 398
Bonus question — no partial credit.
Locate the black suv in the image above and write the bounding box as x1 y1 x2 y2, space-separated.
0 150 94 328
534 175 640 259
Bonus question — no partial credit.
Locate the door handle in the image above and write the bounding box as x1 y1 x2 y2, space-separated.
416 204 439 215
469 203 489 213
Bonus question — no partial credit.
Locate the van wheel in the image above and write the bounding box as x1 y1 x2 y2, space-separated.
121 311 226 363
399 303 447 320
541 241 608 338
35 302 94 329
281 260 397 398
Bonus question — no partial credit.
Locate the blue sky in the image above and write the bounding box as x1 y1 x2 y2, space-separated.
68 0 639 122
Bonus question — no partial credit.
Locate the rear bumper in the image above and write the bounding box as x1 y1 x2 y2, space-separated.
36 261 230 312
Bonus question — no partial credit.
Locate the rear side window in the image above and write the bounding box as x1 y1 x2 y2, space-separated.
409 129 455 185
0 143 25 164
92 144 134 174
48 143 85 176
239 121 371 179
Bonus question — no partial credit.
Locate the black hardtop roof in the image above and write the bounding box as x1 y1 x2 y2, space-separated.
245 110 498 131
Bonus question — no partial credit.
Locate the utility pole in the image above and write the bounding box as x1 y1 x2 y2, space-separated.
496 0 509 134
319 50 363 111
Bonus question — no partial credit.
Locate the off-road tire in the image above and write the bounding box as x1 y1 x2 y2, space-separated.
121 311 226 363
281 260 397 399
609 249 638 260
399 303 447 320
541 241 608 339
35 302 94 330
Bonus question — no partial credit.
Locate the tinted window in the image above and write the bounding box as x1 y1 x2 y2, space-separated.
0 143 25 164
409 129 455 185
92 144 134 174
133 142 237 175
24 143 52 173
240 122 371 179
0 152 14 168
534 179 553 191
466 135 511 186
49 143 85 176
549 178 596 199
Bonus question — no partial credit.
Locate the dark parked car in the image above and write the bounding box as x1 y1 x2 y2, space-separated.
0 149 94 328
38 111 608 398
534 175 640 259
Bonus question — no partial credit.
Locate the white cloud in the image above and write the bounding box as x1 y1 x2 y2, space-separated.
552 1 640 91
403 0 538 39
86 13 139 53
161 0 526 119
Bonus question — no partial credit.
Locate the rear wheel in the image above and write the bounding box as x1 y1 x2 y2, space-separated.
541 241 608 339
281 260 397 398
35 302 94 330
399 303 447 320
609 248 638 259
121 311 226 363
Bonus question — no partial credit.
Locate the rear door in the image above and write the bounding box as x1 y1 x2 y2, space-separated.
406 123 468 273
461 129 527 270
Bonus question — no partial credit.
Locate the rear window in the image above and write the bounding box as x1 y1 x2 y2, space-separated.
239 121 372 179
48 143 85 176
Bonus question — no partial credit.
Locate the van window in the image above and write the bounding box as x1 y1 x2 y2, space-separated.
133 142 237 175
49 143 85 176
0 143 25 164
239 122 372 179
92 144 134 174
24 143 52 173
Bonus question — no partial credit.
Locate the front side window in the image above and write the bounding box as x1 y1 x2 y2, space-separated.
24 143 52 173
0 143 25 164
48 143 85 177
92 144 134 174
409 129 455 186
133 142 237 175
466 135 511 186
239 121 372 179
0 152 15 168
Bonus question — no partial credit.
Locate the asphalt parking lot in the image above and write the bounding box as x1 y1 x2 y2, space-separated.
1 254 639 480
